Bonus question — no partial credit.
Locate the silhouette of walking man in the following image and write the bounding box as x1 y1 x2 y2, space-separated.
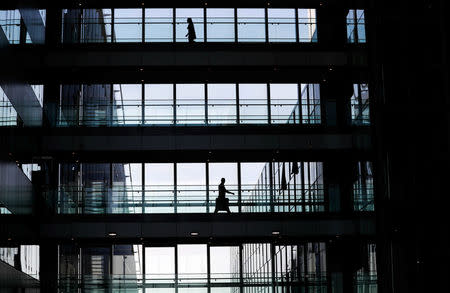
186 18 196 43
214 178 235 213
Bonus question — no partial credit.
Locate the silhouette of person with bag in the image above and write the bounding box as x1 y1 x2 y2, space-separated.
214 178 235 213
186 18 196 43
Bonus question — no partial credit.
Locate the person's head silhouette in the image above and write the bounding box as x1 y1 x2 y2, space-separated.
221 178 225 184
187 18 193 24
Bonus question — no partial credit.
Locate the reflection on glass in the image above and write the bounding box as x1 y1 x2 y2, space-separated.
145 247 175 283
177 244 207 284
0 10 21 44
114 9 142 42
239 84 268 124
82 247 111 287
176 84 205 124
145 84 174 125
112 244 142 285
300 84 321 124
0 86 18 126
298 9 317 42
270 84 299 124
145 9 173 42
207 9 235 42
112 163 142 214
347 9 366 43
237 9 265 42
353 161 374 211
268 9 296 42
145 163 174 213
175 9 204 42
113 84 142 125
207 84 237 124
351 84 370 125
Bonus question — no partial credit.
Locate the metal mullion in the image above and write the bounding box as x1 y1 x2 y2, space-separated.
264 7 269 43
142 162 145 214
234 8 238 43
267 83 271 124
301 162 305 213
295 8 300 43
111 8 115 43
142 7 145 43
239 244 244 292
236 83 240 125
204 7 207 43
271 243 276 291
298 83 303 125
205 83 208 125
207 244 211 293
238 162 242 213
174 244 178 293
269 162 274 213
174 163 177 214
142 244 146 283
173 8 176 43
141 82 145 126
173 84 176 125
206 162 210 213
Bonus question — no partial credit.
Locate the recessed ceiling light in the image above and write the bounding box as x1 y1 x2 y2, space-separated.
108 232 117 237
272 231 280 235
190 232 199 236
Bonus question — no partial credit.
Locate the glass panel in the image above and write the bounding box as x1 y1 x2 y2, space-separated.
270 84 298 124
210 246 240 283
81 84 112 126
177 244 207 284
241 163 269 212
242 243 272 284
145 84 174 125
206 8 235 42
175 8 204 42
112 245 143 284
145 8 173 42
144 163 174 213
112 163 142 214
82 163 111 214
237 9 265 42
0 86 18 126
74 9 112 43
298 9 317 42
300 84 321 124
113 84 142 125
176 84 205 125
59 244 79 291
177 163 206 213
303 162 325 212
356 10 366 43
145 247 175 284
114 9 142 42
207 84 236 124
353 162 374 211
268 9 295 42
239 84 268 124
82 247 111 288
0 10 21 44
209 163 238 213
351 84 370 125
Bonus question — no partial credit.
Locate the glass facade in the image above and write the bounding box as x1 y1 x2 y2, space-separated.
0 9 46 44
57 161 329 215
353 162 374 212
57 242 376 292
347 9 366 44
57 83 321 126
351 84 370 125
0 86 18 126
59 8 318 44
0 245 40 279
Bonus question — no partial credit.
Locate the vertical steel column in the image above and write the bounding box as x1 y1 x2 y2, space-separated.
142 162 145 214
205 83 208 125
295 8 300 43
207 244 211 293
142 7 145 43
269 162 274 213
173 83 177 125
236 83 240 125
237 162 242 213
297 83 303 125
204 7 207 42
265 7 269 43
206 162 210 213
173 8 176 43
267 83 271 124
174 163 177 214
234 8 238 43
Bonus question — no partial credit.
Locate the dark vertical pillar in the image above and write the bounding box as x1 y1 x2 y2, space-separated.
40 243 58 293
325 159 356 214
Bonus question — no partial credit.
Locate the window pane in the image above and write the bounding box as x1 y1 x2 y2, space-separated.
209 163 238 213
112 163 142 214
270 84 298 124
177 163 206 213
241 163 269 212
176 84 205 125
145 84 174 125
239 84 268 124
82 163 111 214
210 246 240 283
114 9 142 42
82 247 111 286
298 9 317 42
177 244 207 283
113 84 142 125
145 247 175 283
300 84 321 124
0 10 21 44
237 9 265 42
144 163 174 213
207 84 236 124
0 86 17 126
176 9 204 42
112 245 143 282
207 8 234 42
145 8 173 42
268 9 295 42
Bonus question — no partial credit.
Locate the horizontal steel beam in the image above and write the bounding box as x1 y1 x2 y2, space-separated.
0 213 375 243
0 126 372 161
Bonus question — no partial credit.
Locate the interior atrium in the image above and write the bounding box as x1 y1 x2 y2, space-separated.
0 0 448 292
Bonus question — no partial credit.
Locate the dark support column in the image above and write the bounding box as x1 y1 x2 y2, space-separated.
43 83 60 127
40 243 59 293
325 159 356 214
19 9 46 44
